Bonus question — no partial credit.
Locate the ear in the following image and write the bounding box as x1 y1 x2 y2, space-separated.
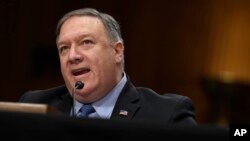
113 42 124 63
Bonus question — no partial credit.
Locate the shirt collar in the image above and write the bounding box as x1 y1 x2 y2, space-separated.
74 73 127 119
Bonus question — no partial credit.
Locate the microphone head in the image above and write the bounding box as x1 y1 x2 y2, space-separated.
75 81 84 89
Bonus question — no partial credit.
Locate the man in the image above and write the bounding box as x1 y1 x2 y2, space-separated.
19 8 196 125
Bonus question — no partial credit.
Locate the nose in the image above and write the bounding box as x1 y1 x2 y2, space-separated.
68 46 83 64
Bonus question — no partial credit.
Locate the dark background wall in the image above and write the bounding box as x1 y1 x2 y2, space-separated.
1 0 250 127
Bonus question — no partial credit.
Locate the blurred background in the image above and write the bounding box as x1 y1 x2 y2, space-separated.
1 0 250 128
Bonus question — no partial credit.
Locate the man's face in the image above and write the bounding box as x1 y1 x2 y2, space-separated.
57 16 124 103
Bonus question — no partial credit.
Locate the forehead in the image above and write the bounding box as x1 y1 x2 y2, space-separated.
63 16 105 31
57 16 108 44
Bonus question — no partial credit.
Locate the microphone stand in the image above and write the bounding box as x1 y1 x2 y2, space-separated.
72 81 84 117
72 87 77 117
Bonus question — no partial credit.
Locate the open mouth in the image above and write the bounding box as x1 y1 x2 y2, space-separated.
72 68 90 76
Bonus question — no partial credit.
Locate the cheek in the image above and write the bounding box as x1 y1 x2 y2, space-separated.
96 54 114 68
60 58 68 74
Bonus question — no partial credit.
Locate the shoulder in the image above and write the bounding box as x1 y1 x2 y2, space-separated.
138 86 195 109
122 80 193 106
19 85 69 103
135 87 196 125
136 87 191 104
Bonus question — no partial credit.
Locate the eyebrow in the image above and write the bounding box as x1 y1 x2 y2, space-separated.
57 33 93 46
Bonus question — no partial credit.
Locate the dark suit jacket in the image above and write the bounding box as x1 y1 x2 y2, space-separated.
19 80 197 126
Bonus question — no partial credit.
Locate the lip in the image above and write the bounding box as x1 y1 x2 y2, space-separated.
71 67 91 78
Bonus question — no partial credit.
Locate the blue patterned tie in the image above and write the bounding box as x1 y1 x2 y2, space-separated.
77 104 95 118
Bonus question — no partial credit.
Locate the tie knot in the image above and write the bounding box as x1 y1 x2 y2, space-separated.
77 104 95 118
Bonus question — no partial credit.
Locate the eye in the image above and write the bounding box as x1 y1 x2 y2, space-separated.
81 39 94 46
58 46 70 54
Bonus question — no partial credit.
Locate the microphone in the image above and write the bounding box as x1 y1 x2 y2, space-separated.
75 81 84 89
72 81 84 117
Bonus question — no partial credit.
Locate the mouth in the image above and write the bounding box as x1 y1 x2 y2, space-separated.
72 68 90 76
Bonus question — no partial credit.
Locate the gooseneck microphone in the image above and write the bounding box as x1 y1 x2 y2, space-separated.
72 81 84 117
75 81 84 89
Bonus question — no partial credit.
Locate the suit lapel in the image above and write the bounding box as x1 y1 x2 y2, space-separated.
48 85 72 115
58 93 73 114
111 81 140 120
52 81 141 119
